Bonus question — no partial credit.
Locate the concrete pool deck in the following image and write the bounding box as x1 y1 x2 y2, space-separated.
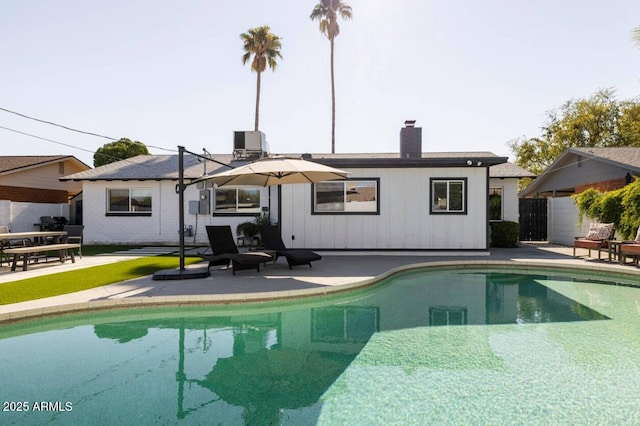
1 242 639 322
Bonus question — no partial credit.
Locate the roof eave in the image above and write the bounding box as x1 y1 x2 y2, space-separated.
313 156 508 168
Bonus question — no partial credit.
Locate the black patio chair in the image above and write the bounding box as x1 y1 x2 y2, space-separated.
200 226 272 275
259 225 322 269
62 224 84 258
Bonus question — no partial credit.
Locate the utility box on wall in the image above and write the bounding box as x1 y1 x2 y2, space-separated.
199 189 210 215
189 190 211 215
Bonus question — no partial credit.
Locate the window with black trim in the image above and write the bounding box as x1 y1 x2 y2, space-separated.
313 179 380 214
489 187 503 221
107 188 152 214
214 188 261 214
430 178 467 214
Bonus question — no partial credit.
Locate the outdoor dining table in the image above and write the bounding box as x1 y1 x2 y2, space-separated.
0 231 67 245
0 231 68 269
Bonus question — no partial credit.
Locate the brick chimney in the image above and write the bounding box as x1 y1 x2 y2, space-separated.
400 120 422 159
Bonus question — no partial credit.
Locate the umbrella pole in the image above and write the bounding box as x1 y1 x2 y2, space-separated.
178 146 186 271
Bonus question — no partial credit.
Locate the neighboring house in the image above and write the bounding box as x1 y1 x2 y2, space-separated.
0 155 90 231
62 123 509 250
519 147 640 245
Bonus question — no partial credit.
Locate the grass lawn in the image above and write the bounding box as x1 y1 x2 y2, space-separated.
0 248 203 305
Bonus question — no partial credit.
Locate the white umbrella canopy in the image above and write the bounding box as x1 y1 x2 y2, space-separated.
199 157 350 187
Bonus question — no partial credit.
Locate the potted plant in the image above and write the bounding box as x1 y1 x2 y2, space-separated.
236 221 260 246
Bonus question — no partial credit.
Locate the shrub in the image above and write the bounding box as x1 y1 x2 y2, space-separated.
490 221 520 248
573 178 640 240
573 188 602 226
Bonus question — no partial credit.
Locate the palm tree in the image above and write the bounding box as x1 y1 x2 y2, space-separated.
241 26 282 131
310 0 352 153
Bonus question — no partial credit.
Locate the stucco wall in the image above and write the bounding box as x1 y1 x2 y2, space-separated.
0 200 69 232
0 161 84 195
279 167 489 250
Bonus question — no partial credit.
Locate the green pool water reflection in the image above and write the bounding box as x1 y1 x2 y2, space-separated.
1 268 639 425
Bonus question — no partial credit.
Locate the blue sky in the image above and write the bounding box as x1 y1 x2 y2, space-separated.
2 0 640 167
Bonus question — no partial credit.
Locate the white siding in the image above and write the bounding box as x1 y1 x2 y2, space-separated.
280 167 488 250
81 181 272 245
489 178 520 223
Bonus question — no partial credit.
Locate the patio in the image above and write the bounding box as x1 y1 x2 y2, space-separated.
1 242 639 323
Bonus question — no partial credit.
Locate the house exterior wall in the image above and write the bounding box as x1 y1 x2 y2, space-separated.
0 161 84 196
81 180 273 245
489 177 519 223
80 166 492 249
279 167 488 250
575 176 627 194
0 185 68 203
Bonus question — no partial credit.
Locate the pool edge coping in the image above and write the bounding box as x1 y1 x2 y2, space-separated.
2 259 639 324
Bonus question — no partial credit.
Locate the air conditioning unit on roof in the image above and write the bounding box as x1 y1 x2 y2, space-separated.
233 131 269 159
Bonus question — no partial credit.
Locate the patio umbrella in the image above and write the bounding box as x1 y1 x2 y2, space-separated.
195 156 350 187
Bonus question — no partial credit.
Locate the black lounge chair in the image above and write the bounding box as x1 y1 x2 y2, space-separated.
260 225 321 269
200 226 272 275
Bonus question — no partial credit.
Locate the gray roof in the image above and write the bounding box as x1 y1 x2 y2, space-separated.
61 154 236 181
0 155 90 175
489 162 535 178
519 147 640 197
570 147 640 169
61 151 508 181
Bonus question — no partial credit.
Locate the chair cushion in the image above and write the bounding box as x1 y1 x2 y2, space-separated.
585 223 614 241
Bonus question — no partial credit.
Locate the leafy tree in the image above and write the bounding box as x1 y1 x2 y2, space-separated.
310 0 352 154
633 26 640 47
240 26 283 131
509 89 640 176
93 138 149 167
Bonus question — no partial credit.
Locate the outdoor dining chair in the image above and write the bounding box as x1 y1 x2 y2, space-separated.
62 224 84 258
0 225 32 266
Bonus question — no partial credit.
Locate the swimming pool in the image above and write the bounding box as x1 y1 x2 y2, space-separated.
1 266 640 425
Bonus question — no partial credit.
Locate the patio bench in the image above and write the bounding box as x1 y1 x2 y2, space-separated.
3 243 81 271
573 222 615 259
619 243 640 265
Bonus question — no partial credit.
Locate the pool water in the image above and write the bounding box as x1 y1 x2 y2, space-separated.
1 268 640 425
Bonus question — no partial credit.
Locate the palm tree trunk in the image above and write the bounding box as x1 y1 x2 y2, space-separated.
255 71 261 131
330 37 336 153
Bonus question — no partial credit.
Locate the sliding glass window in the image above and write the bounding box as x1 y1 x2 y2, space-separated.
313 179 380 215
